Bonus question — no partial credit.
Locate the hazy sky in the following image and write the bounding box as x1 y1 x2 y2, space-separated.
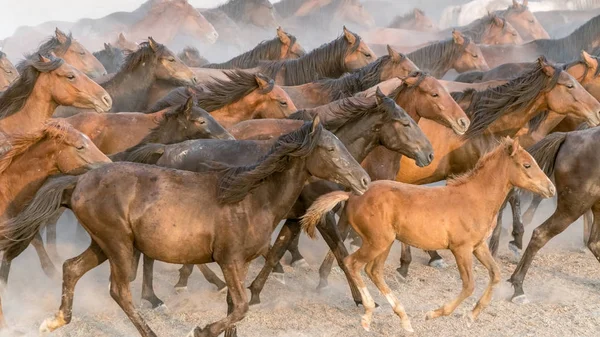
0 0 281 40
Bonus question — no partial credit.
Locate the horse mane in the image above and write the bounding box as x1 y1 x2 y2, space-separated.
529 14 600 61
0 57 64 118
216 0 272 21
450 88 477 105
178 46 209 67
407 37 470 78
387 9 424 28
315 54 400 101
274 0 308 17
463 61 562 139
19 33 72 68
146 86 203 113
258 32 361 86
447 138 508 186
217 121 322 204
204 33 298 69
104 41 165 86
0 120 76 174
389 71 429 99
0 51 6 59
197 71 274 112
458 13 508 43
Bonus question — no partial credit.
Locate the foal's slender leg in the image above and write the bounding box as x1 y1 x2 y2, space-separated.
508 189 524 254
175 264 194 290
522 194 543 227
344 243 381 331
141 255 164 308
188 262 249 337
426 247 474 320
396 243 412 278
32 232 59 280
40 240 107 333
509 204 583 303
318 210 352 289
366 244 413 332
470 243 500 321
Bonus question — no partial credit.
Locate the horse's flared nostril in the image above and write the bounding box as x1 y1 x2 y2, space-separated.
192 77 198 85
102 95 112 109
548 184 556 196
458 118 469 129
361 177 370 188
428 153 434 162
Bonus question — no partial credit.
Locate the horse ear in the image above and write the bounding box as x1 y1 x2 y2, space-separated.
523 0 528 7
510 138 520 157
254 74 270 90
414 8 424 19
104 43 111 51
492 15 504 27
537 57 555 77
276 27 291 46
387 45 402 62
183 96 194 117
375 87 385 105
55 28 68 44
38 54 51 63
403 72 420 86
118 32 126 42
311 115 321 133
512 0 519 7
452 30 465 45
343 26 357 45
148 37 158 52
581 50 597 69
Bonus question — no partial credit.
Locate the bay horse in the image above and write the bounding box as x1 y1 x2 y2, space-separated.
178 47 210 67
495 0 550 41
0 120 111 328
439 13 523 45
0 52 18 91
301 137 555 332
0 55 111 135
93 43 125 74
406 30 490 78
257 27 376 86
282 45 418 109
387 8 439 32
156 90 433 306
479 14 600 68
148 71 297 128
19 28 106 79
202 27 305 69
509 126 600 305
113 32 138 52
6 118 370 337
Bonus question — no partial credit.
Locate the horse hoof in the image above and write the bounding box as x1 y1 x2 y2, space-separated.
316 282 329 292
401 319 414 333
40 312 66 333
186 326 201 337
393 273 406 284
360 318 370 331
428 259 448 269
154 303 169 312
217 285 228 294
175 286 188 294
291 258 310 268
511 294 530 305
425 311 436 320
331 266 343 275
508 243 521 261
464 312 475 327
272 272 285 285
350 244 360 253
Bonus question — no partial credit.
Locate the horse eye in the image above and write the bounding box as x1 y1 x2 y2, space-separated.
472 54 478 58
168 57 175 62
196 119 206 125
512 33 518 37
567 83 574 89
327 147 335 152
279 101 288 106
432 93 439 98
523 163 531 169
529 20 535 23
67 74 75 80
364 52 372 58
76 145 84 150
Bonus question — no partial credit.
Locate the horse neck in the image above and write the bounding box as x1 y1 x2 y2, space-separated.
286 50 347 82
393 91 420 122
210 98 259 128
335 119 381 163
0 144 59 219
103 64 156 111
483 95 547 137
0 83 57 133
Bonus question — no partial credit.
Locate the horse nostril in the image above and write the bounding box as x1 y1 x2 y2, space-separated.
428 153 434 162
102 95 112 108
192 77 198 84
548 184 556 196
361 177 370 188
458 118 468 129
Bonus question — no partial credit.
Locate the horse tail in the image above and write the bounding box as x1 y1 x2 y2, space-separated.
527 132 568 177
0 175 78 260
301 191 351 239
123 143 165 164
454 71 484 83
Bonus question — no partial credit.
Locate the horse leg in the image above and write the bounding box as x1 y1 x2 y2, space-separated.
175 264 194 291
141 255 164 309
489 198 507 257
45 208 65 261
32 232 59 280
426 250 446 269
197 264 227 291
188 262 249 337
40 240 107 333
318 210 352 290
286 224 307 267
426 247 474 320
396 243 412 279
509 202 583 304
366 244 413 332
129 249 141 282
522 194 543 227
347 229 362 252
0 257 11 289
586 203 600 262
470 242 500 322
249 219 299 305
508 189 524 257
583 210 593 247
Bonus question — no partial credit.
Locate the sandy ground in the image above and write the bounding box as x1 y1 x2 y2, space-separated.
1 198 600 337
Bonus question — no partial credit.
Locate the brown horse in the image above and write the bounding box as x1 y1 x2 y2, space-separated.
178 47 210 67
113 32 138 52
405 30 490 78
495 0 550 40
387 8 439 32
302 137 555 332
0 120 110 328
281 0 375 33
205 0 278 29
7 119 370 337
509 127 600 305
148 71 297 128
440 13 523 45
19 28 106 79
0 55 111 135
0 52 18 91
93 43 125 74
202 27 305 69
257 27 376 86
282 45 417 108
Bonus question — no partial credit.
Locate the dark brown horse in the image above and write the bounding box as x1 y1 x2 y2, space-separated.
282 45 418 108
202 27 305 69
0 52 18 91
93 43 125 74
6 119 370 337
406 30 490 78
257 27 376 86
0 55 111 135
20 28 106 79
0 120 110 328
509 126 600 305
178 47 210 67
